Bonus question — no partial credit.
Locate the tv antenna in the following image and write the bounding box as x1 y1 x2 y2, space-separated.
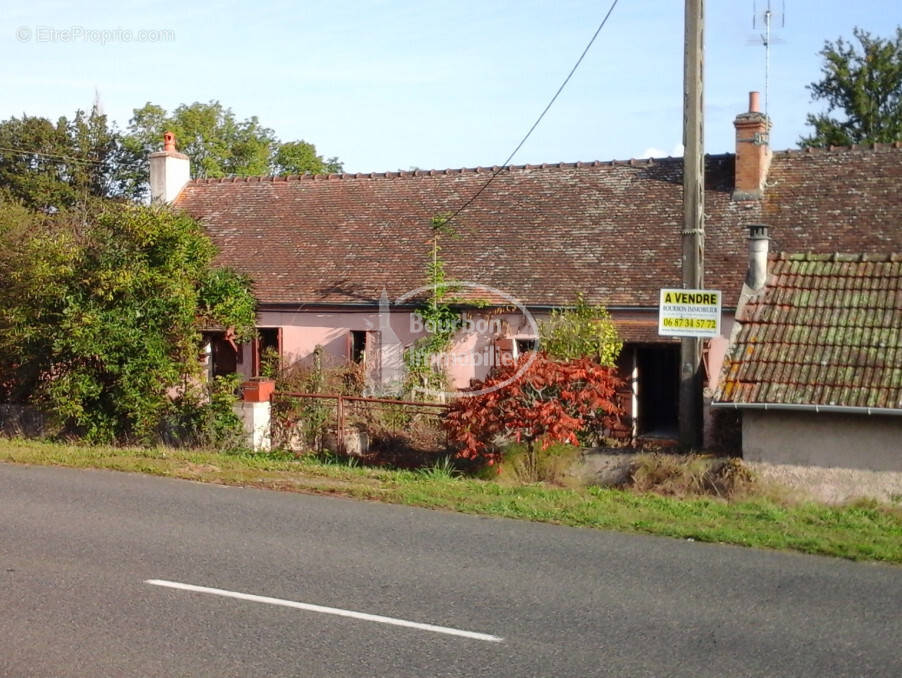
752 0 785 118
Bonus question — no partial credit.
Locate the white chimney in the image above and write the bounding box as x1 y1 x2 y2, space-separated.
746 224 769 291
149 131 190 204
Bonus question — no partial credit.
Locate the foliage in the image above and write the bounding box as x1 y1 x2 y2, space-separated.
273 140 343 175
197 268 257 343
123 100 343 194
125 101 274 181
0 109 139 210
0 101 343 206
164 374 245 450
403 213 461 398
800 26 902 147
539 294 622 366
444 352 623 465
0 199 256 443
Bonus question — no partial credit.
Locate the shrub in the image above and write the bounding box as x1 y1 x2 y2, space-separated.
539 294 622 366
444 352 623 466
163 374 245 450
0 200 255 443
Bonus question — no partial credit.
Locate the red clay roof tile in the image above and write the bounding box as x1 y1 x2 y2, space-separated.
175 146 902 308
714 253 902 410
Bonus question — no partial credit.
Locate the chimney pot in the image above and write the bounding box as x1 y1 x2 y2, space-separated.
749 91 760 113
163 131 176 153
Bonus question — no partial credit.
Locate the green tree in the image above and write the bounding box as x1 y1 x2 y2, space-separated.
0 199 256 443
125 100 275 181
0 110 136 210
124 101 343 191
800 26 902 147
273 140 343 175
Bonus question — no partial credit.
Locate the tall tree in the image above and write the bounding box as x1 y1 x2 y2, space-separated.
124 101 343 193
0 110 136 210
800 27 902 147
273 140 343 175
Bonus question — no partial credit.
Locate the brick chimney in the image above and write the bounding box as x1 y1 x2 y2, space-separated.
149 131 190 204
732 92 772 200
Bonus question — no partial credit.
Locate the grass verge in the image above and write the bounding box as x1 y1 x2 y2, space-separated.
2 438 900 564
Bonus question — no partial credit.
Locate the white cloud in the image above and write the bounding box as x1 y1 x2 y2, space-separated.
638 143 684 159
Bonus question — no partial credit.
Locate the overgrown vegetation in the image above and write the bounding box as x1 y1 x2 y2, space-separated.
627 453 758 500
269 346 364 452
0 199 255 443
403 213 462 398
497 440 583 485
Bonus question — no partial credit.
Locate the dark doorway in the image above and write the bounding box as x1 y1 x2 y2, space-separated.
253 327 282 377
636 344 679 437
350 330 367 364
210 335 238 377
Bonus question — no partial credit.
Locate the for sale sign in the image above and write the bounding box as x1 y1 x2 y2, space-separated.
658 289 722 337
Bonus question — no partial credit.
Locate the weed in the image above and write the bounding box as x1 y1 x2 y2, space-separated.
628 453 757 499
419 455 461 480
498 440 582 486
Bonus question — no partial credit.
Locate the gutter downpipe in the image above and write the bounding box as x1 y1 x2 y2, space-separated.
710 401 902 417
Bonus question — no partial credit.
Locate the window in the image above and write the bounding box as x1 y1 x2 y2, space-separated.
252 327 282 377
515 338 538 356
350 330 367 364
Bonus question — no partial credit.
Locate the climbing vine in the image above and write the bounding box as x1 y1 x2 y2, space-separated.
403 213 462 397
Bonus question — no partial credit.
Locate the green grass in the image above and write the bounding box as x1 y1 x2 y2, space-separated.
2 438 901 564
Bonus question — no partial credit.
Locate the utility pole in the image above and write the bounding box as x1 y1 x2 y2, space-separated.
680 0 705 450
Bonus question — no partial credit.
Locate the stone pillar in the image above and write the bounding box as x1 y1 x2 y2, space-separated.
233 379 275 451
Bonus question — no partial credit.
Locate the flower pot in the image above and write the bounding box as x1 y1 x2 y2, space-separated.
241 378 275 403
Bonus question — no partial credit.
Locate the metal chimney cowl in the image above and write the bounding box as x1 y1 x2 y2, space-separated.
746 224 769 291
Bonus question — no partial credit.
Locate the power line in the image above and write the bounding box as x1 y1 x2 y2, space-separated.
440 0 621 229
0 145 106 166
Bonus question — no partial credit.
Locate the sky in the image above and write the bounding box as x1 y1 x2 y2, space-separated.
2 1 900 173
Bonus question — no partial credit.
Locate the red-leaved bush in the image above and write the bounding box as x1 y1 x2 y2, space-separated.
444 352 623 465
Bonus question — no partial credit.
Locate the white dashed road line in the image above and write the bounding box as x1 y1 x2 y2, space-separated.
145 579 504 643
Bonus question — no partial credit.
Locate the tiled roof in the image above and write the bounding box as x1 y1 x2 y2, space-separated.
175 144 902 308
714 253 902 411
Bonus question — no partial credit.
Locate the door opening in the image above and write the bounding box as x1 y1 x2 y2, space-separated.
636 344 679 438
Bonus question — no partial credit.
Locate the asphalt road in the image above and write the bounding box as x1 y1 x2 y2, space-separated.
1 463 900 677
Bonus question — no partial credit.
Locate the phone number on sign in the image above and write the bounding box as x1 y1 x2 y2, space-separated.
661 317 717 329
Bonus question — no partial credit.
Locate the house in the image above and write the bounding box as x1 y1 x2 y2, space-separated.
149 92 902 447
712 239 902 472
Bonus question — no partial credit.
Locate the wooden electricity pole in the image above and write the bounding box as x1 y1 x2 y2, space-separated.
680 0 705 450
